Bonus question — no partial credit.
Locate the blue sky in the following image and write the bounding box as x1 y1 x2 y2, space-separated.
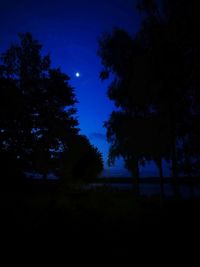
0 0 165 176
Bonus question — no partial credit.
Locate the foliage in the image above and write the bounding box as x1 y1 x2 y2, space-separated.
98 0 200 178
58 135 104 183
0 33 103 185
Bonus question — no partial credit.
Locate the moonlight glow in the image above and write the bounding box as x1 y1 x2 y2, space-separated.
76 72 80 77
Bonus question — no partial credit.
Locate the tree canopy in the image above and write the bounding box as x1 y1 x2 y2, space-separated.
98 0 200 181
0 33 103 186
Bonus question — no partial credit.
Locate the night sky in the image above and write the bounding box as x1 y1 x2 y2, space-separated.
0 0 163 176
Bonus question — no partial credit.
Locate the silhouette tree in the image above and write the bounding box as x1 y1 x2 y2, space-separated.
98 0 200 194
1 33 104 186
137 0 200 182
0 33 79 181
58 135 103 184
98 28 170 193
0 57 26 184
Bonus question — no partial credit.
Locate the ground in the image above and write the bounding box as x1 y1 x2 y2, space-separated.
0 182 200 258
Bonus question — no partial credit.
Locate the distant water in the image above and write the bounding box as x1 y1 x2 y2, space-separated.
25 172 58 180
85 183 200 198
100 169 167 178
25 171 200 198
99 169 132 178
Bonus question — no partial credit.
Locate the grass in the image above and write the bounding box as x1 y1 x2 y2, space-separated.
1 180 200 254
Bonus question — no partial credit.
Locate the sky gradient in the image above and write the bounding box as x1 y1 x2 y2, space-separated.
0 0 166 176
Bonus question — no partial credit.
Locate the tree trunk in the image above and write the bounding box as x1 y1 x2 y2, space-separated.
171 135 179 197
158 158 164 199
133 158 140 197
43 172 48 180
170 102 179 197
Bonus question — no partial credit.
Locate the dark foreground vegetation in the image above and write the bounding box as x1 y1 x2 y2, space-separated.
1 179 200 257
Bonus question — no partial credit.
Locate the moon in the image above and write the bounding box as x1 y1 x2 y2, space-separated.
76 72 80 78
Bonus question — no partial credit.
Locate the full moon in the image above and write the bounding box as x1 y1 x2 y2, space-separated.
76 72 80 78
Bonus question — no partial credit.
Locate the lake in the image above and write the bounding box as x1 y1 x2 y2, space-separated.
84 181 200 198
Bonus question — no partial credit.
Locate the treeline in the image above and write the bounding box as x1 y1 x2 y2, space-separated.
98 0 200 186
0 33 103 189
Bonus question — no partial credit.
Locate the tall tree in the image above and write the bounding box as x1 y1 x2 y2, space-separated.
0 33 79 180
137 0 200 180
98 0 200 192
98 29 167 182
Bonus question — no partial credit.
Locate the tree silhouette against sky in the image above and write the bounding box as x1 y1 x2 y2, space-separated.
0 33 103 185
98 0 200 193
